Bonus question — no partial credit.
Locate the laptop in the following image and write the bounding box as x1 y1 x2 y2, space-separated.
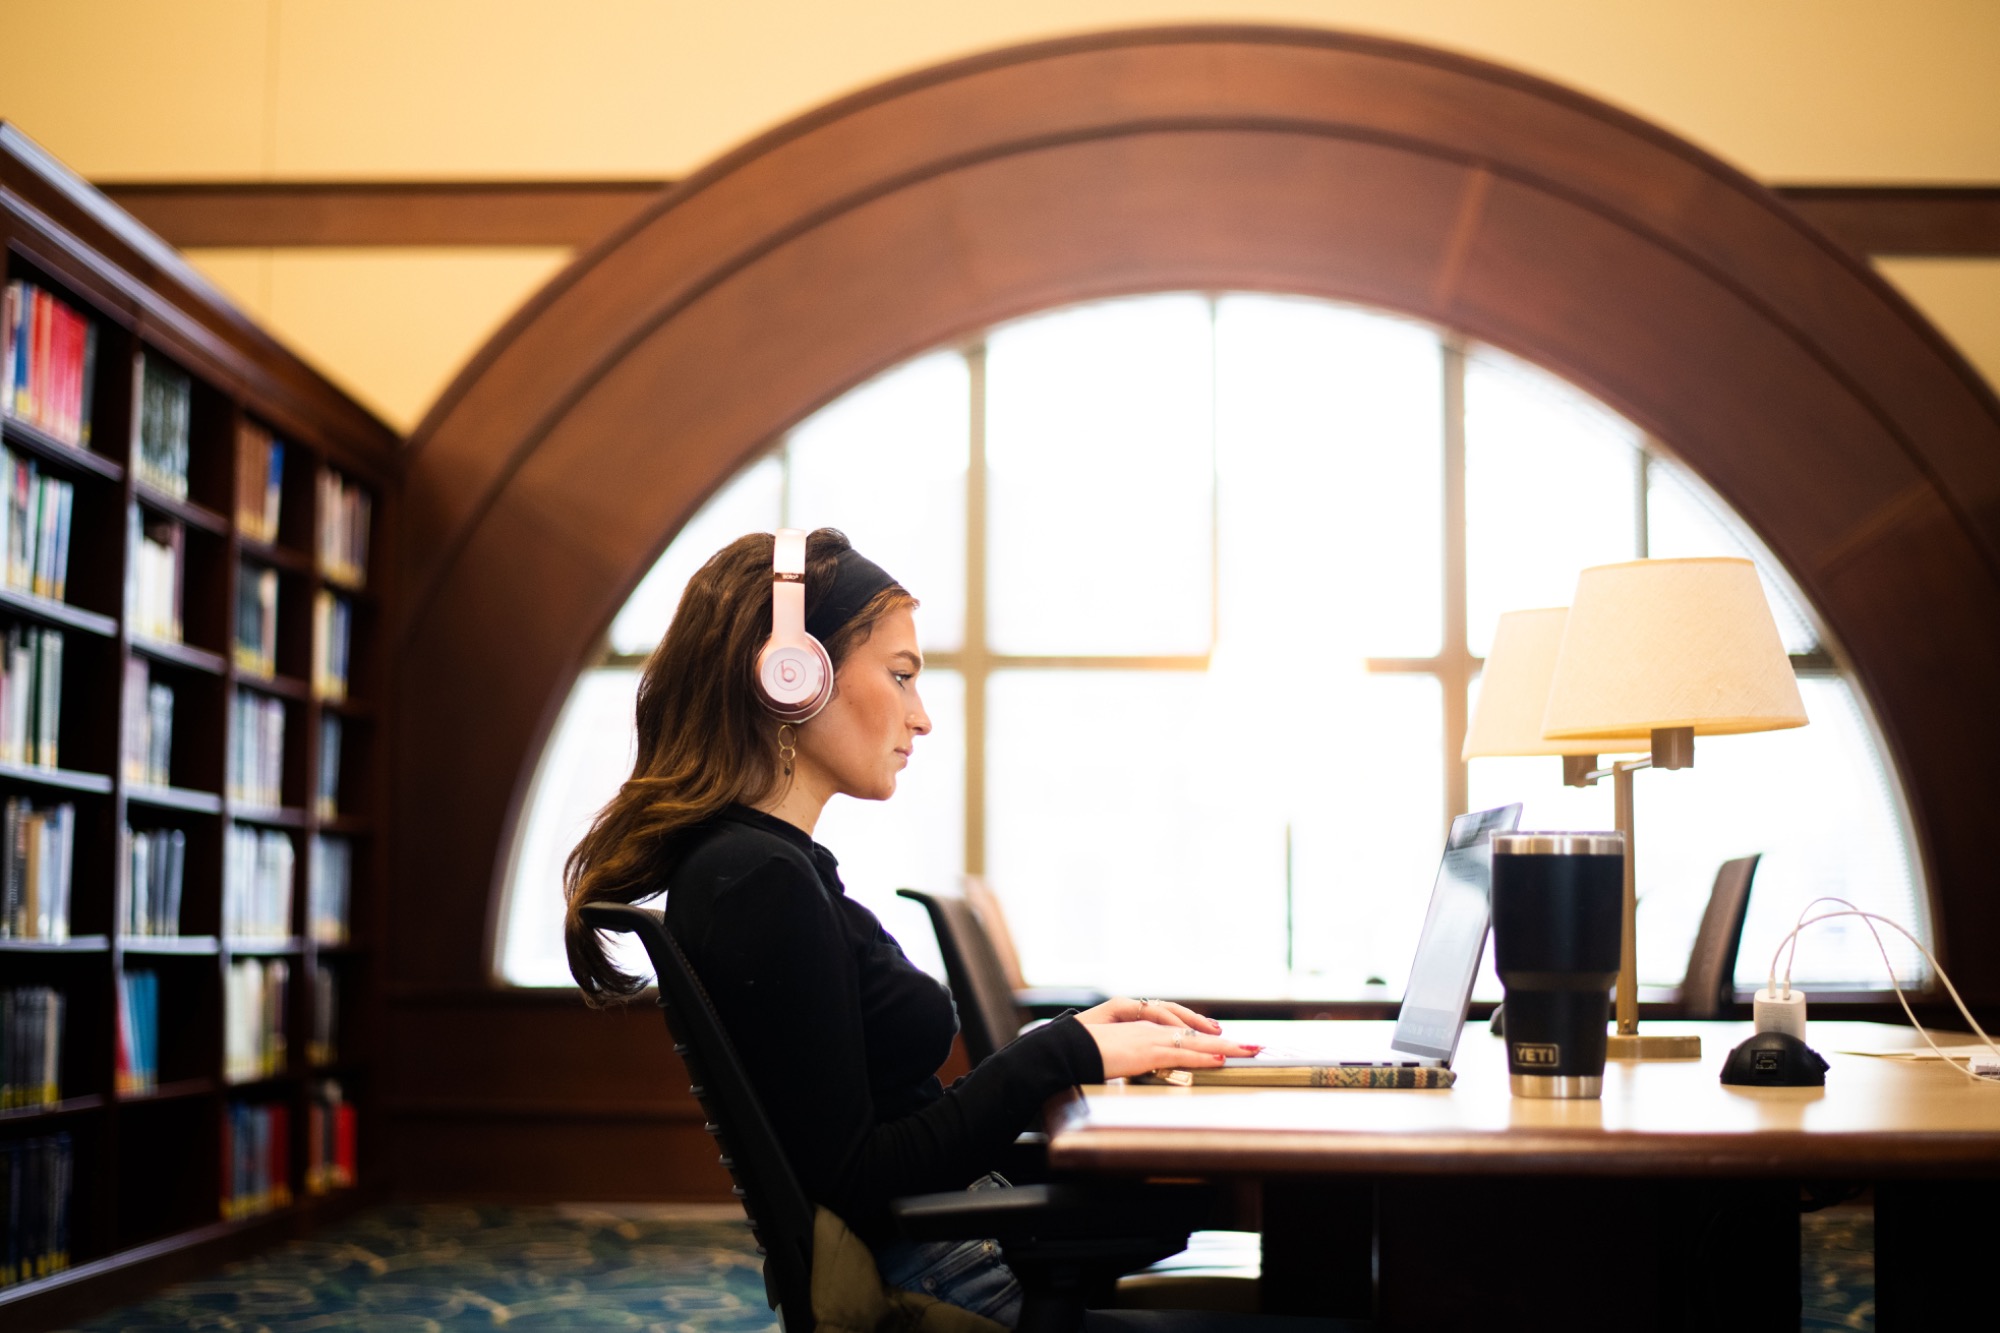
1193 802 1522 1082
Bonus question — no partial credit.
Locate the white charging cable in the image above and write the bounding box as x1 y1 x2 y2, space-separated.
1766 897 2000 1084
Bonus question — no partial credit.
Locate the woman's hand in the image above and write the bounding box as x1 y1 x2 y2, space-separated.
1081 1019 1262 1081
1076 997 1221 1034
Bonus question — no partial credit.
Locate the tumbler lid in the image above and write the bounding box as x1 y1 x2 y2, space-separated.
1493 832 1626 856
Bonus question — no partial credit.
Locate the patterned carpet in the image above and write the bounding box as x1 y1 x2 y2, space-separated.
62 1201 1875 1331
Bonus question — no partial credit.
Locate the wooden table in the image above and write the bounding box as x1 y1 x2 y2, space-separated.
1046 1020 2000 1331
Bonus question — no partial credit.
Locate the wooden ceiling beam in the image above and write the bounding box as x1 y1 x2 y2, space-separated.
96 179 2000 256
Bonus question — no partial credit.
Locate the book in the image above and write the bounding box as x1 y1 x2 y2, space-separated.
229 690 286 808
234 563 279 677
312 590 351 699
309 833 350 944
0 798 74 940
225 825 295 938
135 354 191 499
0 1133 73 1287
0 280 98 450
316 468 372 588
130 512 185 643
1132 1064 1457 1089
236 422 286 543
127 826 187 936
314 715 341 817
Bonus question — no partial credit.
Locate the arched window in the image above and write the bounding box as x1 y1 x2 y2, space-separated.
498 293 1925 997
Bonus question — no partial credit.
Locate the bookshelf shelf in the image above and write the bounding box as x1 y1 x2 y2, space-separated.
131 634 227 676
0 417 125 483
127 784 224 815
0 760 114 794
134 483 228 537
0 935 109 954
0 1094 107 1126
1 125 394 1324
236 534 313 577
221 937 304 956
120 936 220 957
116 1078 216 1107
0 584 119 638
227 806 308 830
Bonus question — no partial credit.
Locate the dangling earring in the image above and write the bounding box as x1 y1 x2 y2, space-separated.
777 724 797 780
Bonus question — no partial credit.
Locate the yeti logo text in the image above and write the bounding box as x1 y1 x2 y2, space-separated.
1514 1043 1560 1067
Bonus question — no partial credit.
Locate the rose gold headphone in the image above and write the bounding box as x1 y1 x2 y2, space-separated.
755 528 833 723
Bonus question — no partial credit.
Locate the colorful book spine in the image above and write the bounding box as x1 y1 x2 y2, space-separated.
233 563 279 677
115 969 160 1095
228 690 286 808
225 825 295 939
134 354 192 499
122 658 176 786
314 715 341 818
309 833 351 945
1136 1064 1458 1089
0 1133 73 1287
129 511 185 643
236 422 285 543
0 797 75 939
312 590 351 700
125 826 187 937
316 469 372 588
308 964 338 1067
1 280 98 450
0 449 75 603
306 1080 357 1194
220 1100 293 1219
223 960 289 1084
0 986 65 1109
0 624 66 769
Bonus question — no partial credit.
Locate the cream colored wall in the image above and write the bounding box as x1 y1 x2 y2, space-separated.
4 0 1997 427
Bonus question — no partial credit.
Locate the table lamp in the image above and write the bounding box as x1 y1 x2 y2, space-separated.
1462 608 1643 777
1542 557 1807 1060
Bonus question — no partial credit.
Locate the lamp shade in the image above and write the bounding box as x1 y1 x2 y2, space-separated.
1542 557 1807 741
1463 608 1641 759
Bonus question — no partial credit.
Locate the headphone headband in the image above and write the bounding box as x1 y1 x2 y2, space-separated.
756 528 833 722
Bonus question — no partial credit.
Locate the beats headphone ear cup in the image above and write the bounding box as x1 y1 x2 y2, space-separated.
757 637 833 721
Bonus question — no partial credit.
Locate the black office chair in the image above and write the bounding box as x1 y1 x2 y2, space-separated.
896 887 1263 1315
1675 853 1761 1019
582 902 1246 1333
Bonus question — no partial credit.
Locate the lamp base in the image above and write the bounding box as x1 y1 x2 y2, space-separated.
1606 1031 1703 1061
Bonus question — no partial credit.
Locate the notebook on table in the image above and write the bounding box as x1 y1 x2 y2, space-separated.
1136 802 1522 1089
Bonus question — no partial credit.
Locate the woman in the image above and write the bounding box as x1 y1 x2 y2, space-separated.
565 528 1255 1324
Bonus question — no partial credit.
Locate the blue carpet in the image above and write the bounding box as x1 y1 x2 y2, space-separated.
62 1201 1874 1330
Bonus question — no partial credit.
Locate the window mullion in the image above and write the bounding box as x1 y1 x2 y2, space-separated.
964 343 990 878
1441 337 1471 828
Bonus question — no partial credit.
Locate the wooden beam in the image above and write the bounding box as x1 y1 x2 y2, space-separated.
97 179 672 248
93 179 2000 256
1774 186 2000 256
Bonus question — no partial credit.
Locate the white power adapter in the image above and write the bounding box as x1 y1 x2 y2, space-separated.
1754 986 1808 1041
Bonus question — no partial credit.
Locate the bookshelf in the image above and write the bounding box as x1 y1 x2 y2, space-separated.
0 125 392 1323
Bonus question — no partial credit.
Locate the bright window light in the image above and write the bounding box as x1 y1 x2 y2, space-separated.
498 293 1930 1002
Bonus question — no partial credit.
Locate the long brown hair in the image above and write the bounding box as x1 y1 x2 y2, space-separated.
563 528 914 1004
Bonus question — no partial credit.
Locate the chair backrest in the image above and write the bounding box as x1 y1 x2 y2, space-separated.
896 888 1027 1066
961 876 1029 991
580 901 817 1333
1680 854 1761 1019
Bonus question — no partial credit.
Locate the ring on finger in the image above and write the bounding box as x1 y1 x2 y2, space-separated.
1173 1027 1189 1049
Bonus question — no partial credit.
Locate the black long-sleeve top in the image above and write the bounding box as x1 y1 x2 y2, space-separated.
660 804 1104 1240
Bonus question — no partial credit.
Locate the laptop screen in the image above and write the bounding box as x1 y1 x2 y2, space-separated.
1389 804 1522 1064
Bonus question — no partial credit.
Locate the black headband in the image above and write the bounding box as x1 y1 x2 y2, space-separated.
805 547 898 643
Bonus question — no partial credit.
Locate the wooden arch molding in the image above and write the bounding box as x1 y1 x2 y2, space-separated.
396 25 2000 1000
